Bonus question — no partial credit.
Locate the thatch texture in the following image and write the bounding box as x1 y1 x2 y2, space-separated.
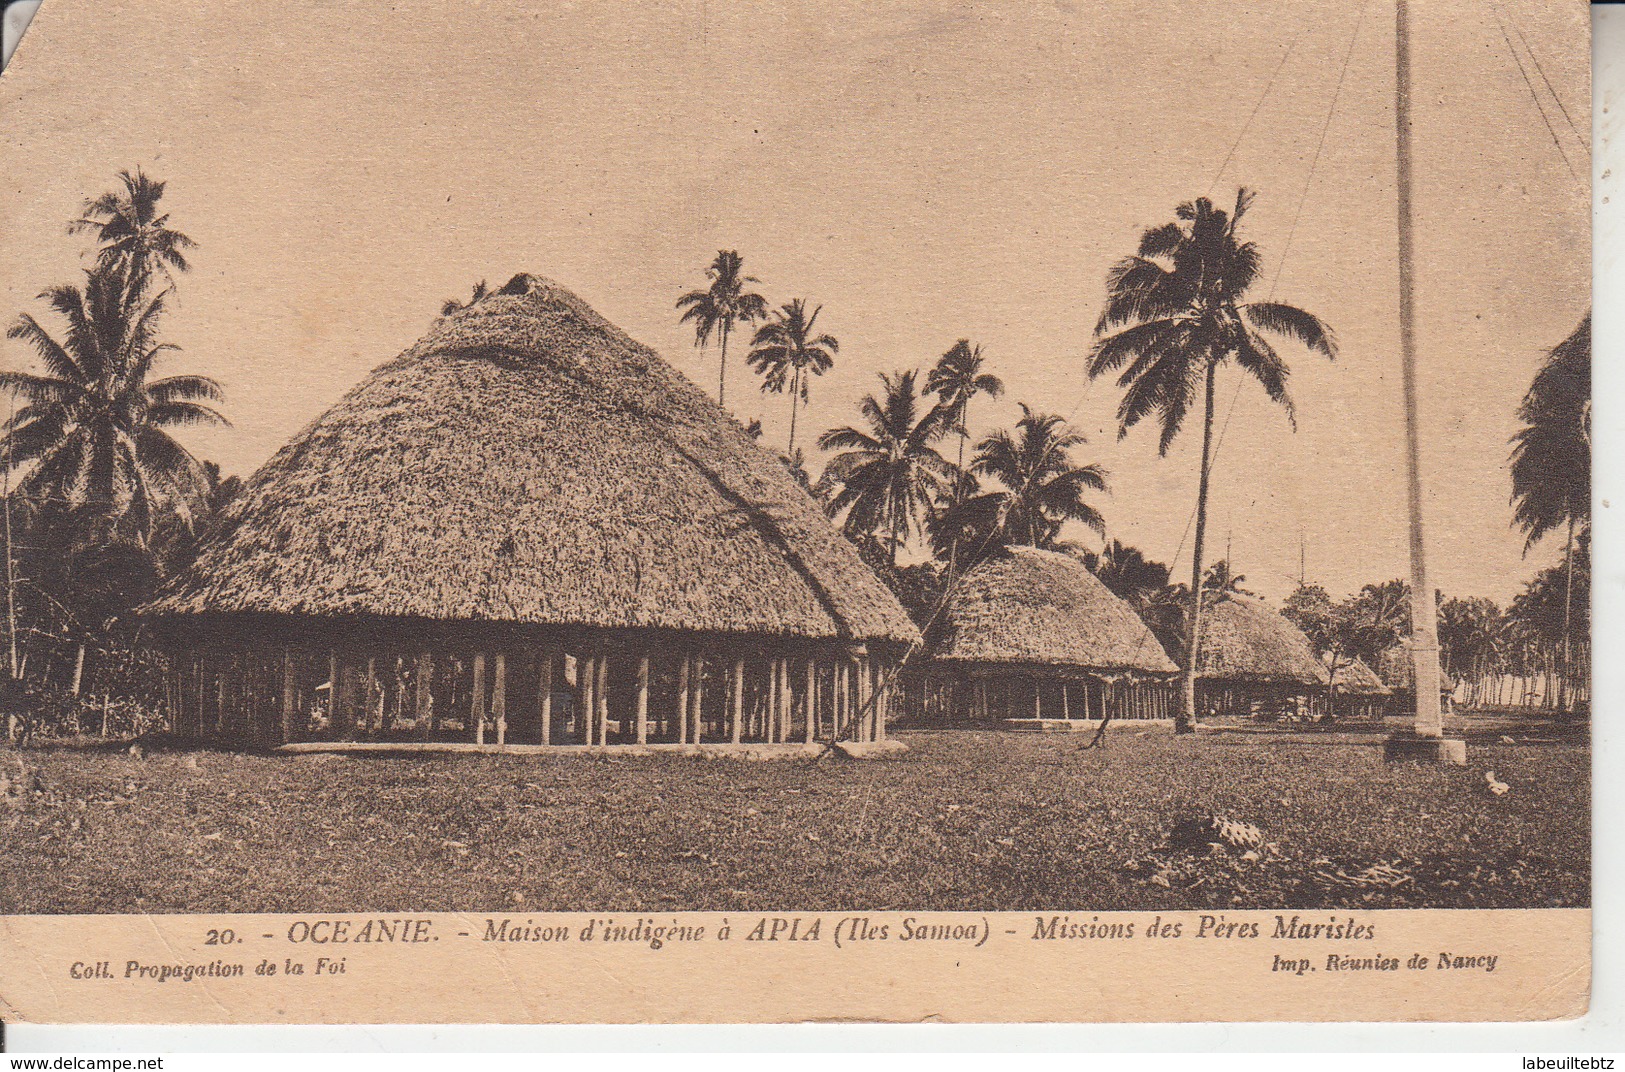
145 275 918 645
1195 594 1330 687
1376 645 1456 692
1325 654 1389 695
929 547 1176 675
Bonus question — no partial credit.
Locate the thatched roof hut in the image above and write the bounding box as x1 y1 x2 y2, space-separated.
1189 593 1329 720
1325 655 1389 696
918 547 1175 725
932 547 1175 676
1375 645 1457 692
1194 594 1330 687
143 274 916 751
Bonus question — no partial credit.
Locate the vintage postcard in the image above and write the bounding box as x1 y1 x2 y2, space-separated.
0 0 1591 1025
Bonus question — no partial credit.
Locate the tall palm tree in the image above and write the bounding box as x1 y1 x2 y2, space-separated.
924 340 1003 580
817 369 955 567
747 298 838 457
969 404 1108 549
440 279 490 317
676 250 769 407
68 169 196 289
1 263 228 541
1510 313 1590 695
1088 188 1336 732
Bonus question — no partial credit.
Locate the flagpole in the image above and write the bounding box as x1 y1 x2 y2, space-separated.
1389 0 1464 763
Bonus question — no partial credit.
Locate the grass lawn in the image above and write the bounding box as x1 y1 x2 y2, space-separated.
0 720 1588 914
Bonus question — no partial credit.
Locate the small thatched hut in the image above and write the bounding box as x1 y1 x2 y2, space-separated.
917 546 1178 724
1191 593 1330 720
141 274 919 751
1322 654 1390 722
1376 644 1457 718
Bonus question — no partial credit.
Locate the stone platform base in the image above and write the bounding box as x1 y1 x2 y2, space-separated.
1382 734 1468 764
277 741 827 761
1001 718 1103 733
831 739 910 759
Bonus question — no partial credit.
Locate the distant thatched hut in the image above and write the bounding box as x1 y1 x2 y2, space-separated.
1322 654 1389 722
141 274 919 751
1192 593 1330 720
1376 644 1457 717
917 546 1178 725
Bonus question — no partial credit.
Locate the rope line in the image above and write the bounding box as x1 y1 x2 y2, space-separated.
1208 21 1311 198
1491 3 1578 181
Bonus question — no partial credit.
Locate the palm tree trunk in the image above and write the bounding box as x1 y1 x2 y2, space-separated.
1179 360 1220 735
945 410 969 587
1559 514 1575 711
787 369 800 457
718 320 730 408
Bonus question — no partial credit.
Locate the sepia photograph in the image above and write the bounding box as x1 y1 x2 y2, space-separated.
0 0 1593 1028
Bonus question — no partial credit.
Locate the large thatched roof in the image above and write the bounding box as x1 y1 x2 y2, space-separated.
929 547 1176 675
144 274 918 645
1195 593 1330 687
1325 654 1389 695
1376 645 1456 691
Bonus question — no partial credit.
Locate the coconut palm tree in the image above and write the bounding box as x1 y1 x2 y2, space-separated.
68 169 196 289
1510 313 1590 695
1 263 228 541
747 298 838 457
1088 188 1336 732
817 369 955 567
925 340 1004 494
676 250 769 407
924 339 1003 580
1084 539 1171 609
440 279 490 317
936 397 1111 555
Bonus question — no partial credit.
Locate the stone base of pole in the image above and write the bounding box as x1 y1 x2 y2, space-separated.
1383 731 1466 765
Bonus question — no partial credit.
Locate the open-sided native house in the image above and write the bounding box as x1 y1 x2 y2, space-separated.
140 274 919 751
1321 654 1389 722
913 546 1178 725
1192 593 1330 721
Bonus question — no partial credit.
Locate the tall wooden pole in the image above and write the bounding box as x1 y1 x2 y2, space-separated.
493 653 508 746
472 653 488 745
1395 0 1443 740
281 649 298 745
731 657 744 744
596 654 609 745
538 651 553 745
416 652 434 740
676 654 690 744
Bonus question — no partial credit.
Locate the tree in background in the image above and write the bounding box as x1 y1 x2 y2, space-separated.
1089 189 1336 732
1082 539 1171 611
677 251 769 408
69 168 196 290
747 298 838 459
930 405 1107 567
817 369 954 567
1509 314 1590 704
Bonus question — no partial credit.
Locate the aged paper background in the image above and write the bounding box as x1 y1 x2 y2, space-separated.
0 0 1592 1025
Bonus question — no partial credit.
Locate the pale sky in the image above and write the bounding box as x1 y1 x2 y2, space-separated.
0 0 1590 606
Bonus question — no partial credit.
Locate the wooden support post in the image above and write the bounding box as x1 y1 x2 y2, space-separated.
876 660 888 742
493 653 508 746
731 657 744 744
857 658 873 742
416 653 434 740
472 653 488 745
1062 681 1071 721
675 655 689 744
691 655 705 744
779 658 792 743
364 656 379 737
538 651 553 745
636 655 650 744
281 649 298 745
805 660 816 744
596 655 609 746
577 656 593 744
327 652 343 739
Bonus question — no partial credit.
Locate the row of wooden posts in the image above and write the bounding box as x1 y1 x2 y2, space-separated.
901 672 1182 723
163 645 896 748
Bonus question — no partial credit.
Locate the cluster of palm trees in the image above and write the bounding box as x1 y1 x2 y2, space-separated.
678 192 1341 738
1 170 229 687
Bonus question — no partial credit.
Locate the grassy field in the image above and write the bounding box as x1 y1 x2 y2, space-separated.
0 720 1588 914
